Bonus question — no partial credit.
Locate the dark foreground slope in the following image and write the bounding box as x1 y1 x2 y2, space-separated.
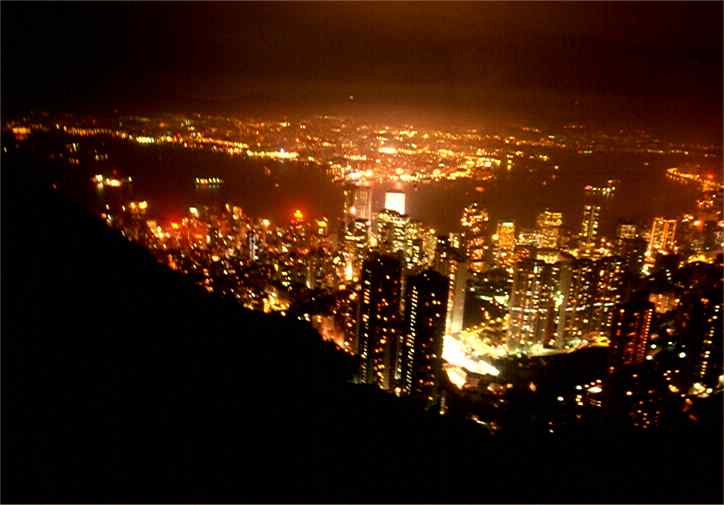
2 164 722 503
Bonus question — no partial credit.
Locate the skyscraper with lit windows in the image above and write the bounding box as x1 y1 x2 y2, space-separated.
376 209 410 265
401 270 448 401
344 184 372 225
357 253 403 390
616 220 646 274
461 202 489 273
646 217 677 258
609 298 654 371
591 256 627 333
444 250 468 337
536 210 563 249
579 202 601 249
556 258 596 343
508 258 560 350
494 220 516 268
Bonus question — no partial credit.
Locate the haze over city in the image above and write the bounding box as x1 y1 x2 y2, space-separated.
2 2 722 504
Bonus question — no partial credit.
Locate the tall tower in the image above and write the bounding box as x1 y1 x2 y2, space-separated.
344 218 370 277
579 181 616 250
609 299 654 371
591 256 627 333
494 220 516 268
344 184 372 225
444 250 468 337
401 270 448 400
579 201 601 249
508 258 560 351
646 217 677 258
376 209 410 258
556 258 597 344
461 202 489 273
357 253 403 390
616 221 646 274
536 210 563 249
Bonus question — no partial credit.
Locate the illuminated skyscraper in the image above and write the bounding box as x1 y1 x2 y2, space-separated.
461 202 489 273
333 285 361 355
508 258 560 350
669 264 723 392
421 227 438 268
536 210 563 249
344 218 370 276
579 202 601 249
403 220 428 270
444 250 468 336
616 221 646 274
376 209 410 258
494 221 516 267
401 270 448 400
344 184 372 225
646 217 677 258
357 253 403 390
591 256 626 333
578 181 618 250
609 298 654 370
433 235 452 276
384 191 406 215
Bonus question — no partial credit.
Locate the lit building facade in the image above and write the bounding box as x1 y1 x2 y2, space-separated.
357 253 403 391
536 210 563 249
461 202 489 273
646 217 677 258
376 209 410 258
444 250 468 337
494 220 516 268
344 184 372 225
508 258 560 350
616 221 646 274
609 299 654 370
401 269 448 401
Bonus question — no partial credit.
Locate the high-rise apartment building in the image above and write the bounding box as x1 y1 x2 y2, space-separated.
609 299 654 370
646 217 677 258
461 202 489 273
357 253 403 390
401 270 448 400
508 258 560 350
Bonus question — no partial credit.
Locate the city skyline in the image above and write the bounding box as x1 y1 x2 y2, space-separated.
2 2 722 504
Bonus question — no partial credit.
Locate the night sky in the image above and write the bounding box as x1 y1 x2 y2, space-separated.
3 2 722 140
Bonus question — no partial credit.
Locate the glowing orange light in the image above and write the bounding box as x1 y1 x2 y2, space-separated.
293 209 304 221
